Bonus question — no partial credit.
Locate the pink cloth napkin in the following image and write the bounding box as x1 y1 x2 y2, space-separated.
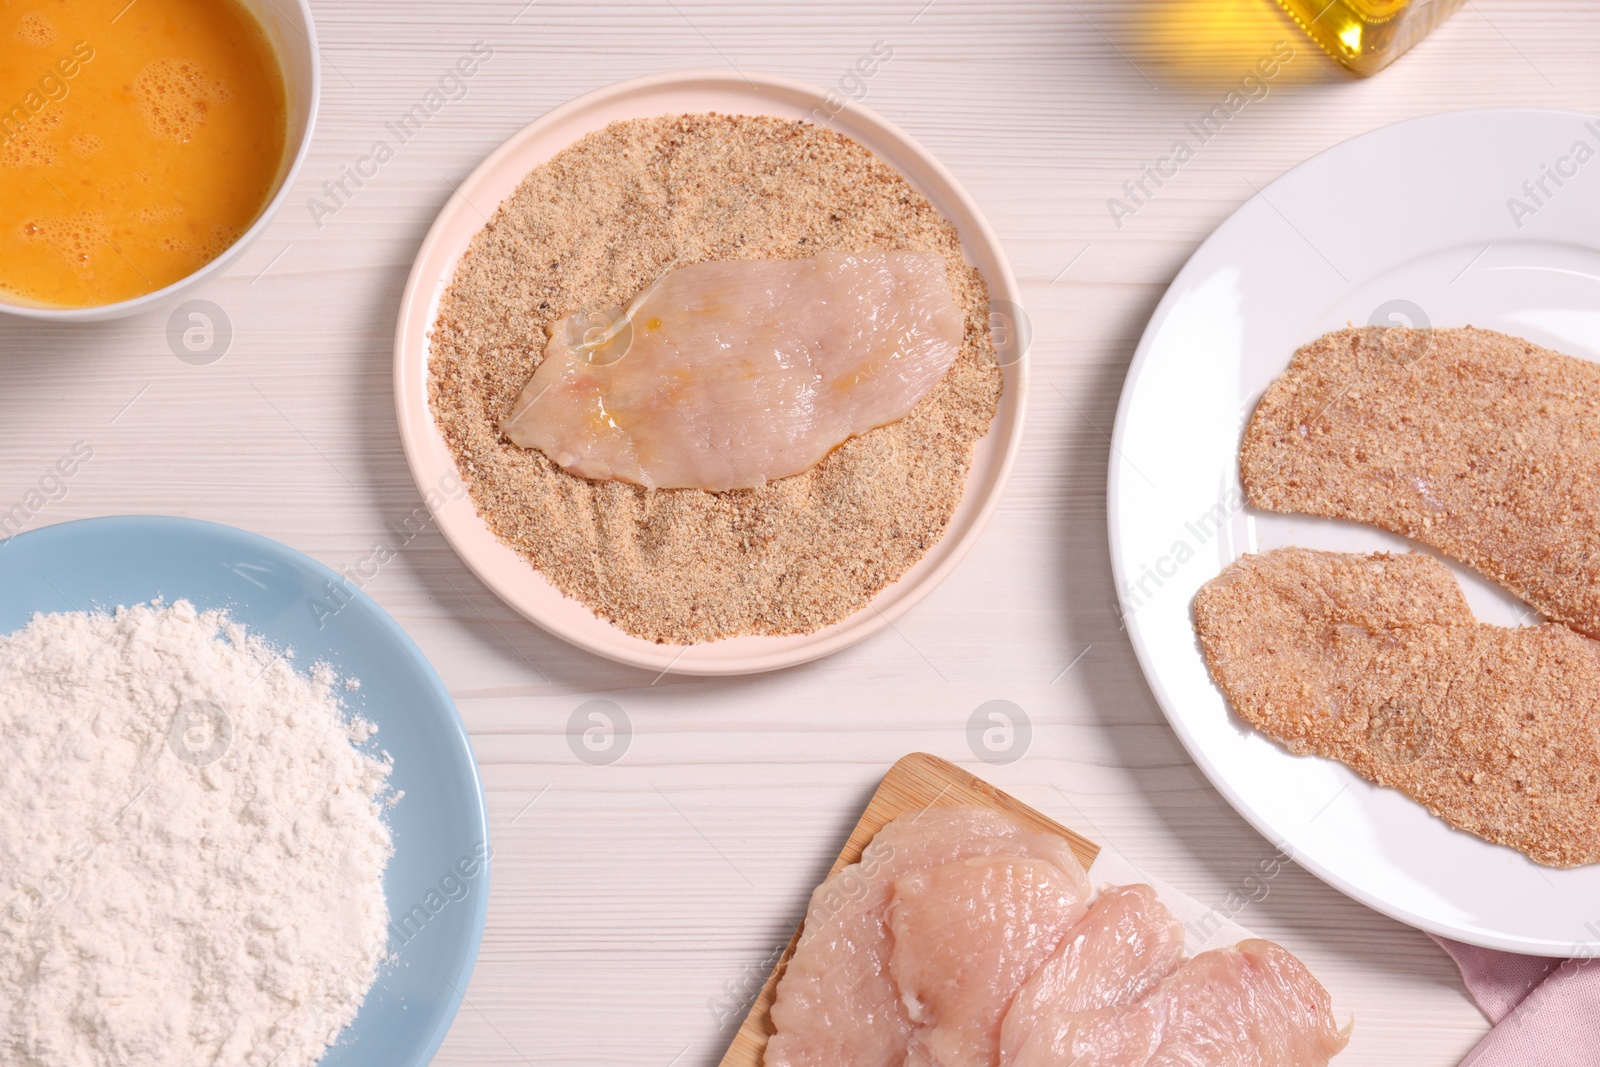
1431 935 1600 1065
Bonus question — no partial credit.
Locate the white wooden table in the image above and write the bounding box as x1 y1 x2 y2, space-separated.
9 1 1598 1062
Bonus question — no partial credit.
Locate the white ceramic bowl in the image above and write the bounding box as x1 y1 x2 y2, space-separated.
395 70 1027 676
0 0 319 322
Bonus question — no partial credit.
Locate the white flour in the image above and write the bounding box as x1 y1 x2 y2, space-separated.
0 601 393 1067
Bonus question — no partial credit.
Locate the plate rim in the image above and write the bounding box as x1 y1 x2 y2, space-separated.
392 67 1027 676
0 513 491 1062
1108 106 1600 955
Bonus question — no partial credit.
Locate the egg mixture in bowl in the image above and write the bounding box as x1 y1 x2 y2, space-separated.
0 0 292 311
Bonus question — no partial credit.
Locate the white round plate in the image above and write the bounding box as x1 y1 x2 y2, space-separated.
1110 108 1600 955
395 70 1025 676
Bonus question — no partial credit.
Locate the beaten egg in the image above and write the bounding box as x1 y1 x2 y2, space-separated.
0 0 287 308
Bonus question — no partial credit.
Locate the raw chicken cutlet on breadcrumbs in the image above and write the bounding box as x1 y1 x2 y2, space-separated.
500 252 964 492
429 114 1001 645
1194 547 1600 868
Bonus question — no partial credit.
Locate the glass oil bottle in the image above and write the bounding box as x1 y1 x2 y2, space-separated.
1274 0 1467 74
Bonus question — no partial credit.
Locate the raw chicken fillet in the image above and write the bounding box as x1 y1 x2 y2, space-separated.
765 808 1089 1067
888 856 1089 1067
763 807 1345 1067
500 251 965 491
1018 940 1349 1067
998 884 1185 1065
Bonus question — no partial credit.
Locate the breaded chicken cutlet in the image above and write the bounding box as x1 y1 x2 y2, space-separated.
1194 547 1600 868
1242 326 1600 637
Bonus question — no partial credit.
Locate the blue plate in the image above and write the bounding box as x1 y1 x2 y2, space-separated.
0 516 488 1066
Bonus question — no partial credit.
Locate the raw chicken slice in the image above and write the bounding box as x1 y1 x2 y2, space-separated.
499 251 965 491
887 856 1091 1067
1013 939 1348 1067
1010 1004 1160 1067
764 808 1089 1067
997 884 1185 1066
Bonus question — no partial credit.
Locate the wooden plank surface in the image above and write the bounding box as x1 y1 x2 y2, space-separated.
8 0 1590 1062
717 752 1100 1067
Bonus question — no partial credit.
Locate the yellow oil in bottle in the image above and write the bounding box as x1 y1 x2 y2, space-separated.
1275 0 1466 74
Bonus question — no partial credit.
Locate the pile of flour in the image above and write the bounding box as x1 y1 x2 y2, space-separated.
0 601 393 1067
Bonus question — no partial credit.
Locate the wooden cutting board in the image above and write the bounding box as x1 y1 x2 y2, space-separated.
717 752 1101 1067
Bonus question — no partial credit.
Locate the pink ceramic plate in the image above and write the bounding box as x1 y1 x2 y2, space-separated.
393 70 1026 676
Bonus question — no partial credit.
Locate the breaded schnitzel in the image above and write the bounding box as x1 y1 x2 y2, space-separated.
1242 325 1600 637
1194 547 1600 868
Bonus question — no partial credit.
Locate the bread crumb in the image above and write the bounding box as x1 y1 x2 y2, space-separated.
427 114 1000 644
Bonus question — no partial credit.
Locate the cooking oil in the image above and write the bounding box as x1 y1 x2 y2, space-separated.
1275 0 1466 75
